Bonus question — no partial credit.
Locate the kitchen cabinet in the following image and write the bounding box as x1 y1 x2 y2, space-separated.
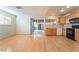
58 16 66 24
45 28 57 36
57 8 79 24
65 16 70 23
64 8 79 24
75 29 79 43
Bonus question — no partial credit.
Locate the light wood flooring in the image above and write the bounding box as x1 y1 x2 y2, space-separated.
0 35 79 52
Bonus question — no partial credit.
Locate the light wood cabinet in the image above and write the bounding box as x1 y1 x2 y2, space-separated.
45 28 57 36
66 16 70 23
58 16 66 24
59 7 79 24
75 29 79 42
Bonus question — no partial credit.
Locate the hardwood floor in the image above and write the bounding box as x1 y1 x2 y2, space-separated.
0 35 79 52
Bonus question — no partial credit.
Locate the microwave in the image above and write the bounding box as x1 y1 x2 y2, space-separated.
69 18 79 24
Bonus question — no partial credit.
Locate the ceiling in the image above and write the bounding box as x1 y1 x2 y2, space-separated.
46 6 78 16
17 6 78 16
21 6 49 16
3 6 78 16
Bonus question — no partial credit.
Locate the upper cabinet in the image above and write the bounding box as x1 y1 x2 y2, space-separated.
57 16 66 25
64 7 79 24
65 16 70 23
57 7 79 24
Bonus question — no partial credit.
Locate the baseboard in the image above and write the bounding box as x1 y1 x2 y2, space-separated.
0 34 16 40
16 34 31 35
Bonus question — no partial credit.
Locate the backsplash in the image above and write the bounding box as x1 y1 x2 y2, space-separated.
63 24 72 28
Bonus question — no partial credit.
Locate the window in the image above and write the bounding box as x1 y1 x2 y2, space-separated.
45 19 56 24
0 14 11 25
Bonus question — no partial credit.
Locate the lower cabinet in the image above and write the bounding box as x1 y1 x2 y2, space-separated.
45 28 57 36
75 29 79 42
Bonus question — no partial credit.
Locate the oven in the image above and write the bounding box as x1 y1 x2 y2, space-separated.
66 28 75 41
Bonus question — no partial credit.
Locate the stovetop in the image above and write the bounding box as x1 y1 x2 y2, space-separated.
72 25 79 29
67 25 79 30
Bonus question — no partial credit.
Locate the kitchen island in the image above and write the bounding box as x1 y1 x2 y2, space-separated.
45 28 57 36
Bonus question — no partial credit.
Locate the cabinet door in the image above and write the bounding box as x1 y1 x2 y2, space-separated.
45 28 57 36
75 30 79 42
76 8 79 17
62 17 66 24
60 17 64 24
59 16 66 24
66 16 70 23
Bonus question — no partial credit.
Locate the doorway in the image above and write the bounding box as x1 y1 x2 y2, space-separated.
30 18 44 35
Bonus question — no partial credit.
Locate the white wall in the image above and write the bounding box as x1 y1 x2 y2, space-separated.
0 10 16 39
63 24 72 28
16 15 48 34
0 7 67 35
0 7 31 35
16 14 31 34
0 7 50 35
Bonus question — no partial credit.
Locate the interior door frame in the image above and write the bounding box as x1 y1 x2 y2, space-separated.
30 18 34 35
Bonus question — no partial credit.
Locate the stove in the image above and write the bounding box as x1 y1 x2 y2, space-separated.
66 28 75 41
66 25 79 41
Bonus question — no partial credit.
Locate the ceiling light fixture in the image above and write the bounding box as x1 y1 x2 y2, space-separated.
60 8 64 12
66 6 70 8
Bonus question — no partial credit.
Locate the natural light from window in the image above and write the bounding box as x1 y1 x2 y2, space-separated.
0 14 11 25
